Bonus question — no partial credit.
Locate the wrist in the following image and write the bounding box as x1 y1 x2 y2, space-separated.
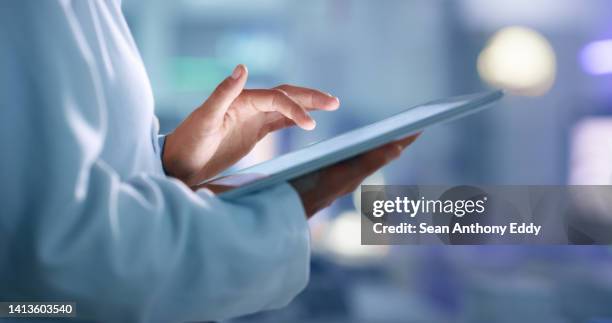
161 132 196 185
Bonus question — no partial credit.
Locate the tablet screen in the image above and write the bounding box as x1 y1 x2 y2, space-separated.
242 99 468 175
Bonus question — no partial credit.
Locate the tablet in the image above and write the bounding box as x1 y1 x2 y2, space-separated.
204 90 503 199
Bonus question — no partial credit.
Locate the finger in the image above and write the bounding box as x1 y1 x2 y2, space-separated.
292 142 402 212
393 132 422 149
320 163 357 196
264 113 296 133
275 84 340 111
354 143 402 176
325 145 398 196
197 64 248 122
327 143 400 193
243 89 316 130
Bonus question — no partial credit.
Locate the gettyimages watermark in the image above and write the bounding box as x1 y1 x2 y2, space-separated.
360 185 612 245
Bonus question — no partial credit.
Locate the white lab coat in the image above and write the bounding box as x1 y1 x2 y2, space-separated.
0 1 309 322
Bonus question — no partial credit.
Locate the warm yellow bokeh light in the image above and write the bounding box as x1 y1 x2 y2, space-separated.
477 26 556 96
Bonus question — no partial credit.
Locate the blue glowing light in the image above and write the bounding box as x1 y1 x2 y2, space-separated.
581 39 612 75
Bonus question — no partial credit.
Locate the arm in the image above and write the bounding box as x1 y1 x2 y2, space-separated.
0 2 307 322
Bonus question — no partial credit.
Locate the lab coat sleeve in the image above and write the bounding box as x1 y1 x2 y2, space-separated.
156 132 169 173
0 2 309 323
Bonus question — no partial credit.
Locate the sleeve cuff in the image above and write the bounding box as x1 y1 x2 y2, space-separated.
157 134 166 158
157 134 168 174
196 182 311 309
243 182 311 308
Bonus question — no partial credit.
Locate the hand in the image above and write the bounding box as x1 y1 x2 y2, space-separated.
290 133 421 218
162 64 340 186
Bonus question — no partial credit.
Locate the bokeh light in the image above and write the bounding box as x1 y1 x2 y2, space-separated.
569 117 612 185
477 26 556 96
580 39 612 75
321 211 389 264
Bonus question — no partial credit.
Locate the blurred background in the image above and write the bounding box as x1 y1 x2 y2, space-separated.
122 0 612 322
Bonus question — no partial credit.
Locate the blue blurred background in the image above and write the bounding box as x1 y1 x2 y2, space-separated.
123 0 612 322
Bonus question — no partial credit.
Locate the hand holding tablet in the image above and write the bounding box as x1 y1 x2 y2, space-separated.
289 133 421 217
200 90 503 204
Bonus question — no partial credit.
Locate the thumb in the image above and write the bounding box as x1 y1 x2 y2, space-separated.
198 64 248 121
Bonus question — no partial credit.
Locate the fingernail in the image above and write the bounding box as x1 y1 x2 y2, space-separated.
230 65 242 80
326 97 340 110
392 145 403 159
305 119 316 130
325 92 340 101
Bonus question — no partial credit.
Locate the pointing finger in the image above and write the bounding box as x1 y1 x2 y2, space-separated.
275 84 340 111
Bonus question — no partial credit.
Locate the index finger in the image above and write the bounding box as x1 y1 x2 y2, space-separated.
275 84 340 111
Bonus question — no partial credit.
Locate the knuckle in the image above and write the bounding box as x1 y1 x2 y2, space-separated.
213 79 232 96
308 91 317 106
270 89 286 106
273 90 299 114
272 88 289 98
269 89 287 100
